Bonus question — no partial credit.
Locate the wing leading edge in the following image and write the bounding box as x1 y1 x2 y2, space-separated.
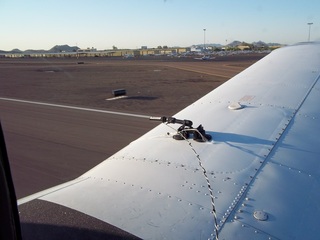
19 42 320 240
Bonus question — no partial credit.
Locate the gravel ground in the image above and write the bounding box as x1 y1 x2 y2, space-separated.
0 54 266 116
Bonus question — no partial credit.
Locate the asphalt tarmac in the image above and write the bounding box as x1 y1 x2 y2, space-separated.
0 99 158 198
0 55 266 198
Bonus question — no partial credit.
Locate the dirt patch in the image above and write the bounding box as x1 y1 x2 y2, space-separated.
0 55 265 116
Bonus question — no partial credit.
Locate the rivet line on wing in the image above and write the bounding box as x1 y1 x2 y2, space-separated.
165 123 219 240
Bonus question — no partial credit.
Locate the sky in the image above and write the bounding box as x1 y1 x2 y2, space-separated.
1 0 320 51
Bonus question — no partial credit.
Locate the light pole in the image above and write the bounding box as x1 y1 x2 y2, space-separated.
203 28 206 52
307 22 313 42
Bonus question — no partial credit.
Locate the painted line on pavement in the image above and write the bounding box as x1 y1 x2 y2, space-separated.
0 97 150 119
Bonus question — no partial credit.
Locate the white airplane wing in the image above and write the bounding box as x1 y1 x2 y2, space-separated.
18 42 320 240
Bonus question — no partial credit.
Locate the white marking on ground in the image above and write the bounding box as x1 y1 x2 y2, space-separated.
0 97 150 119
106 95 128 101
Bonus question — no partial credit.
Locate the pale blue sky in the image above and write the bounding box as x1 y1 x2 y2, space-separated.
1 0 319 51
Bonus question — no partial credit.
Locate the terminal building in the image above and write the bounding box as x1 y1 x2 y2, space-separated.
1 47 191 58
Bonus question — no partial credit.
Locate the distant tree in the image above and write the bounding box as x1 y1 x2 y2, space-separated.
163 46 168 49
157 46 162 49
112 45 118 50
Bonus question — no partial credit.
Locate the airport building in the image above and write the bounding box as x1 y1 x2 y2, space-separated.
0 47 191 58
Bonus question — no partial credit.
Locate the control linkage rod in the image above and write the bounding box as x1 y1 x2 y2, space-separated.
150 116 211 142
